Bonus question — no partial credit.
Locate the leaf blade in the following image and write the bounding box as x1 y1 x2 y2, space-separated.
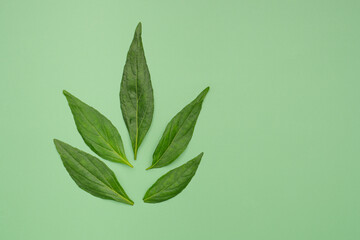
53 139 134 205
120 22 154 160
143 153 203 203
63 90 132 167
148 87 209 169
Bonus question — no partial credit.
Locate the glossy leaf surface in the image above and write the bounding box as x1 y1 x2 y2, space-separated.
143 153 203 203
148 87 209 169
63 90 132 167
120 22 154 160
54 139 134 205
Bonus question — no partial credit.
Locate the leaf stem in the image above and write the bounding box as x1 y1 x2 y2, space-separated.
146 165 154 170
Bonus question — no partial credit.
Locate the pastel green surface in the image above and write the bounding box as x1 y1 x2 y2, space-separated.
1 1 360 240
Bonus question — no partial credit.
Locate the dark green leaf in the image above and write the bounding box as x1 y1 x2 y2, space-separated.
143 153 203 203
53 139 134 205
63 90 132 168
147 87 209 169
120 22 154 160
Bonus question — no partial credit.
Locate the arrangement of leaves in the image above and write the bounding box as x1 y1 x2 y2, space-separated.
53 22 209 206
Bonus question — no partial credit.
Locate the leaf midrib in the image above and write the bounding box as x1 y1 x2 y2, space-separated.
134 48 139 159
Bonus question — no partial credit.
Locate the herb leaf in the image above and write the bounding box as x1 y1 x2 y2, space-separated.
63 90 132 168
147 87 209 169
53 139 134 205
143 153 203 203
120 22 154 160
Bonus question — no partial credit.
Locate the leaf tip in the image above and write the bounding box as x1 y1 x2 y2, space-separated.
195 87 210 102
63 90 73 99
135 22 142 36
53 139 64 152
203 87 210 95
196 152 204 163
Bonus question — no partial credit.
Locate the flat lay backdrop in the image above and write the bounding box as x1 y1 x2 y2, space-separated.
1 1 360 239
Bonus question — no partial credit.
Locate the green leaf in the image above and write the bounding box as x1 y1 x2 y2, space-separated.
120 22 154 160
147 87 209 169
143 153 203 203
53 139 134 205
63 90 132 168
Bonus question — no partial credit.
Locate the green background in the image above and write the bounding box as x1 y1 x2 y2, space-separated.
1 0 359 239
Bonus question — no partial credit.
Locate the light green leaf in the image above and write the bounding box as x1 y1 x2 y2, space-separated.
120 22 154 160
54 139 134 205
143 153 203 203
147 87 209 169
63 90 132 167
